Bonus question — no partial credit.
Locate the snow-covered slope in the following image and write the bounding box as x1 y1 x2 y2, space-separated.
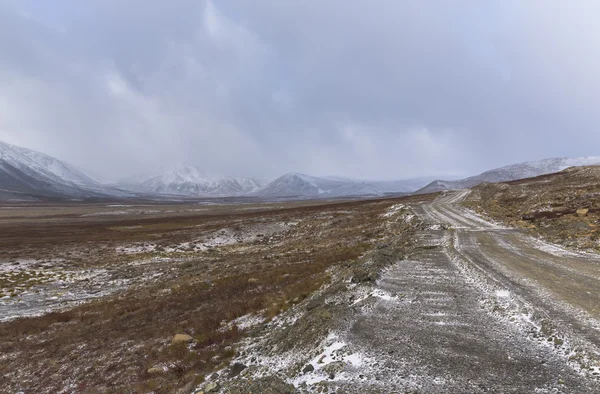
11 144 98 186
123 163 265 197
0 141 105 199
416 157 600 194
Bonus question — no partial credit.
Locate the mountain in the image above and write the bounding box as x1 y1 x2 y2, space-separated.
122 163 265 197
10 144 99 186
0 141 104 200
416 157 600 194
253 173 436 198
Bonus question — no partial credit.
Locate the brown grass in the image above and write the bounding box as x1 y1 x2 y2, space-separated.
0 194 430 393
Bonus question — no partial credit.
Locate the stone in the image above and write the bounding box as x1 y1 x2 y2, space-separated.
229 363 247 377
305 299 320 311
322 361 346 377
351 267 376 283
172 334 193 345
316 309 332 320
522 213 535 221
302 364 315 374
577 208 590 217
204 382 220 393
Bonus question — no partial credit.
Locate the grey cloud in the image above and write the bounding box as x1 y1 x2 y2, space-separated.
1 1 600 181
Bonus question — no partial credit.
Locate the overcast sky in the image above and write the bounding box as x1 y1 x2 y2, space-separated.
1 1 600 181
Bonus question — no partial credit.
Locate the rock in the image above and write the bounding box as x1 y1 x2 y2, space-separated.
229 363 247 377
172 334 193 345
522 213 535 221
316 309 332 320
147 367 163 374
351 266 376 283
322 361 346 377
302 364 315 374
577 208 590 217
380 249 395 257
305 299 320 311
177 381 196 394
204 382 221 393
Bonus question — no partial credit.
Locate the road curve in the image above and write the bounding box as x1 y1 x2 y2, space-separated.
334 190 600 393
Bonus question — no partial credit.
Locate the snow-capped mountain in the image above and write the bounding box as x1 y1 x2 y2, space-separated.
253 173 435 198
416 157 600 194
0 140 104 199
122 163 265 197
10 144 98 186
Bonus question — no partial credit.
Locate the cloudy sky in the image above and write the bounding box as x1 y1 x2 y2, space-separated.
1 1 600 181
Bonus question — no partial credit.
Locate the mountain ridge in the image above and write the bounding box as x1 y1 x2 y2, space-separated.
416 157 600 194
120 163 266 197
2 140 600 201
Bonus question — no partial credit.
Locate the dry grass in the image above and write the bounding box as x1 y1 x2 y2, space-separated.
0 195 430 393
465 166 600 251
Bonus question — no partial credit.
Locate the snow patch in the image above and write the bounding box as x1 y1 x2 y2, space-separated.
292 333 366 387
383 204 405 218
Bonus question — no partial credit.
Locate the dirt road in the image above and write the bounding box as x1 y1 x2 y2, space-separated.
326 191 600 393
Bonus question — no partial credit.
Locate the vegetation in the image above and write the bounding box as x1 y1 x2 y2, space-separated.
0 195 427 393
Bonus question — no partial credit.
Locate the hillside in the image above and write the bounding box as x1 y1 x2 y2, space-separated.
417 157 600 194
464 165 600 251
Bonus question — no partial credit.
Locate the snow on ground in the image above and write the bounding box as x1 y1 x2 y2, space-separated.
0 266 125 322
525 237 600 259
292 333 367 387
351 287 399 306
229 314 266 331
382 204 404 218
0 258 65 273
116 244 157 254
82 209 161 217
116 221 298 255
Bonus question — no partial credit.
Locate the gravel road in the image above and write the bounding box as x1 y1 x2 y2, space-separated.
329 191 600 393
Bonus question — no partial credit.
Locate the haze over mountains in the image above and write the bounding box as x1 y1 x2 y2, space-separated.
1 140 599 201
0 140 107 200
416 157 600 194
121 166 438 199
120 163 266 197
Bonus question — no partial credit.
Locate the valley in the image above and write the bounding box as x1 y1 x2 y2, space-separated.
3 169 600 392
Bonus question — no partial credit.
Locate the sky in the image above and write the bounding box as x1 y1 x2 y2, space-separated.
1 1 600 182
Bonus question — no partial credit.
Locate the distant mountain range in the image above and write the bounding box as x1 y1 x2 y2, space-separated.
1 140 599 201
416 157 600 194
120 163 265 197
253 173 433 198
119 167 435 199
